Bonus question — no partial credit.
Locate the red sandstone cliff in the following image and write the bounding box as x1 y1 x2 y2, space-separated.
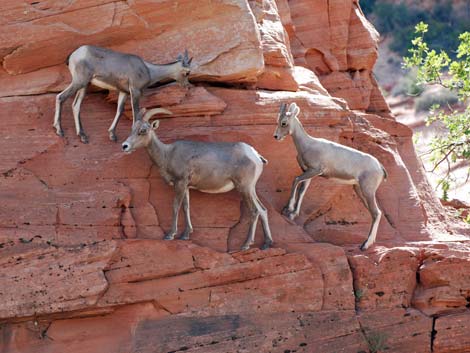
1 1 470 352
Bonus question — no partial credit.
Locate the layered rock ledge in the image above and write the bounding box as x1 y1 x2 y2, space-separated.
1 0 469 352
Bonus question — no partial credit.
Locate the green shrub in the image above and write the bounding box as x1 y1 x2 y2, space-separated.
361 0 470 57
414 88 459 112
366 331 388 353
403 22 470 195
391 69 425 97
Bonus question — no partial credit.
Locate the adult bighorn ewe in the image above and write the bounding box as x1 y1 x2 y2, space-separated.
53 45 192 143
274 102 387 250
122 108 273 251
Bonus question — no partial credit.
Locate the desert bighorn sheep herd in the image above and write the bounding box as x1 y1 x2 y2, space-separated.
54 45 386 251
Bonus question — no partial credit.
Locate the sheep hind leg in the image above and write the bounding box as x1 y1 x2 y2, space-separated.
358 182 382 251
53 83 83 137
353 184 368 209
240 191 260 251
253 191 272 250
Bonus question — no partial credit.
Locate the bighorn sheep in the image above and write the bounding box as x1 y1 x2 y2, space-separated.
274 102 387 250
53 45 192 143
122 108 273 251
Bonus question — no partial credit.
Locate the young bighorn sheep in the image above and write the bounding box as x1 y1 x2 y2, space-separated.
122 108 273 251
53 45 192 143
274 102 387 250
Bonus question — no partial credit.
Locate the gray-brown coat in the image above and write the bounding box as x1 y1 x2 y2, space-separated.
53 45 192 143
274 102 387 250
122 108 273 251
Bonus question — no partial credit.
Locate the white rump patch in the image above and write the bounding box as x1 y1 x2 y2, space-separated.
329 178 357 185
91 78 117 91
242 144 262 163
199 181 235 194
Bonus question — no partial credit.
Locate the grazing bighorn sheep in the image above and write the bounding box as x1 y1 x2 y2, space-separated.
122 108 273 251
274 102 387 250
53 45 192 143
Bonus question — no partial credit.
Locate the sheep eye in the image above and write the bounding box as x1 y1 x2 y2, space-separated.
138 129 148 135
281 122 287 127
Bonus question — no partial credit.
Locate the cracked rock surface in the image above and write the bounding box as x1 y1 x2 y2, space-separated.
1 0 470 352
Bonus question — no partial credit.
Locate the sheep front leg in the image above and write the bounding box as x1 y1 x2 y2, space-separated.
163 183 186 240
282 179 300 217
72 88 88 144
290 179 312 219
282 168 321 220
129 88 142 124
179 189 193 240
108 91 127 142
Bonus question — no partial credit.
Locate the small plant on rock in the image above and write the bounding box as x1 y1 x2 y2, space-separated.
354 289 364 301
366 331 388 353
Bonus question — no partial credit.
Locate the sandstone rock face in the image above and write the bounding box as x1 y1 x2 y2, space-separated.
1 0 469 352
283 0 381 110
0 0 263 94
412 246 470 316
433 311 470 353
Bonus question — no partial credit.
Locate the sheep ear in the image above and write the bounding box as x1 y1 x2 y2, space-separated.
151 120 160 130
288 102 298 113
278 103 288 123
293 105 300 117
182 49 192 67
177 53 183 62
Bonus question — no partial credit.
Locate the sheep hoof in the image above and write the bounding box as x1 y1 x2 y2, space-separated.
360 242 369 251
281 207 291 217
282 207 297 221
288 212 297 221
54 126 64 137
261 242 272 250
179 231 191 240
79 133 89 144
163 233 175 240
281 215 296 225
240 243 251 251
109 132 118 142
